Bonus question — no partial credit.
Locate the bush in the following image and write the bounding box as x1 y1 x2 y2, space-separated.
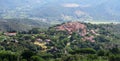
87 54 98 60
0 51 18 61
76 48 96 54
21 50 35 61
31 56 45 61
109 54 120 61
97 50 106 56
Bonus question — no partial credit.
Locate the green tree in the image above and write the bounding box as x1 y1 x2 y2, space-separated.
76 48 96 54
21 50 35 61
97 50 106 56
0 51 18 61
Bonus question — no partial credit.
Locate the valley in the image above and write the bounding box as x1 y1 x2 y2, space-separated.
0 21 120 61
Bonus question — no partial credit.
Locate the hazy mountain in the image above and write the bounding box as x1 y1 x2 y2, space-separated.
0 0 120 22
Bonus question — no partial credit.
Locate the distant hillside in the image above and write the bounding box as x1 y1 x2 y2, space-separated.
0 19 50 32
0 0 120 23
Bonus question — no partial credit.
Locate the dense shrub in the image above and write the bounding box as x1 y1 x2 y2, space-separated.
109 54 120 61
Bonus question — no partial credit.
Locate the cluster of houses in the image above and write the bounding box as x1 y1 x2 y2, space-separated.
34 38 51 50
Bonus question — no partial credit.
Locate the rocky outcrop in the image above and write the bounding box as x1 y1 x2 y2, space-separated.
55 22 101 42
56 22 87 36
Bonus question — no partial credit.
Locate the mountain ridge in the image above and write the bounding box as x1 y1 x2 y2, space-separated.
0 0 120 22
